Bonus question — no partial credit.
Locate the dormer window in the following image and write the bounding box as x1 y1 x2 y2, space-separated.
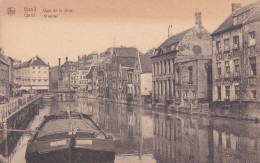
248 31 256 47
224 39 230 52
233 36 239 50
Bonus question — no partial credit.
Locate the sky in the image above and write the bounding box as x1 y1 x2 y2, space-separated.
0 0 255 66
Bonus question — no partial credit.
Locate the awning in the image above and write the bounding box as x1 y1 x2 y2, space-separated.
32 86 48 90
18 86 30 91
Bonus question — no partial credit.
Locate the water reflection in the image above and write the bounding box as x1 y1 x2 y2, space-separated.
6 98 260 163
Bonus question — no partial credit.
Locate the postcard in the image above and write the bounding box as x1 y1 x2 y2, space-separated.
0 0 259 163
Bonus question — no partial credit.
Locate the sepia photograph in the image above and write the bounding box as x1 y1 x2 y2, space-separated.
0 0 260 162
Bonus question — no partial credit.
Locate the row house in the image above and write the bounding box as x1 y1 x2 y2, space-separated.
96 57 112 98
99 48 113 62
77 52 99 68
14 56 49 92
78 65 89 91
0 52 10 98
49 66 59 92
58 57 78 91
151 12 212 108
211 2 260 102
105 47 139 101
86 66 96 94
126 54 152 104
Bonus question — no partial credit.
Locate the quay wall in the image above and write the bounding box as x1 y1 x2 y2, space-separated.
97 97 260 121
0 96 42 156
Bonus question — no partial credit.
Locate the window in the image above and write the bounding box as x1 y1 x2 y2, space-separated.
249 57 256 76
233 36 239 50
218 132 222 146
38 71 40 74
168 59 171 73
33 80 35 82
234 59 240 77
217 62 221 77
172 58 174 73
216 41 221 53
38 67 40 69
160 61 163 74
157 62 159 75
182 90 187 99
248 31 256 46
251 90 256 99
44 79 47 82
38 79 41 82
217 86 221 100
225 86 230 100
164 60 167 74
176 68 180 83
224 39 230 52
153 63 155 75
225 61 230 77
226 134 231 149
235 86 240 100
44 71 47 74
188 67 193 83
177 90 181 98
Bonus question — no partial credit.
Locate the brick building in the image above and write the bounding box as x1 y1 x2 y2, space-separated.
211 1 260 102
126 53 152 103
151 12 212 108
49 66 59 92
0 52 10 98
105 47 139 101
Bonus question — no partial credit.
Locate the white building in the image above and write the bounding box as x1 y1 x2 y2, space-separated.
14 56 50 92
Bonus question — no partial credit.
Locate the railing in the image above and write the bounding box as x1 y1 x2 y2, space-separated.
0 94 39 120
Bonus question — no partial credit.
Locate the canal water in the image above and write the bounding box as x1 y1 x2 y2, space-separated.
6 97 260 163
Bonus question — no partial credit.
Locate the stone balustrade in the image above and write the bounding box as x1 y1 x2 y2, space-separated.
0 94 39 121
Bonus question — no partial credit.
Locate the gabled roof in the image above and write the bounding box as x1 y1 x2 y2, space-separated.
152 27 195 57
61 61 78 67
0 53 10 65
27 56 48 67
86 66 96 78
117 57 136 68
113 47 138 58
159 28 193 49
0 58 9 66
211 1 260 36
140 55 152 73
78 65 89 70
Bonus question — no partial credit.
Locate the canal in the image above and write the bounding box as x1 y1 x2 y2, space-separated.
5 97 260 163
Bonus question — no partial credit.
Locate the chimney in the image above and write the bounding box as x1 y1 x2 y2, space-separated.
66 57 68 62
232 3 241 12
58 58 62 80
195 12 202 26
58 58 61 67
168 24 173 37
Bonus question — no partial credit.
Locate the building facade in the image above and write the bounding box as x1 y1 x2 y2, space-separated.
105 47 139 101
14 56 50 92
78 66 89 91
127 54 152 103
151 12 212 108
211 2 260 102
49 66 59 93
0 53 10 98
